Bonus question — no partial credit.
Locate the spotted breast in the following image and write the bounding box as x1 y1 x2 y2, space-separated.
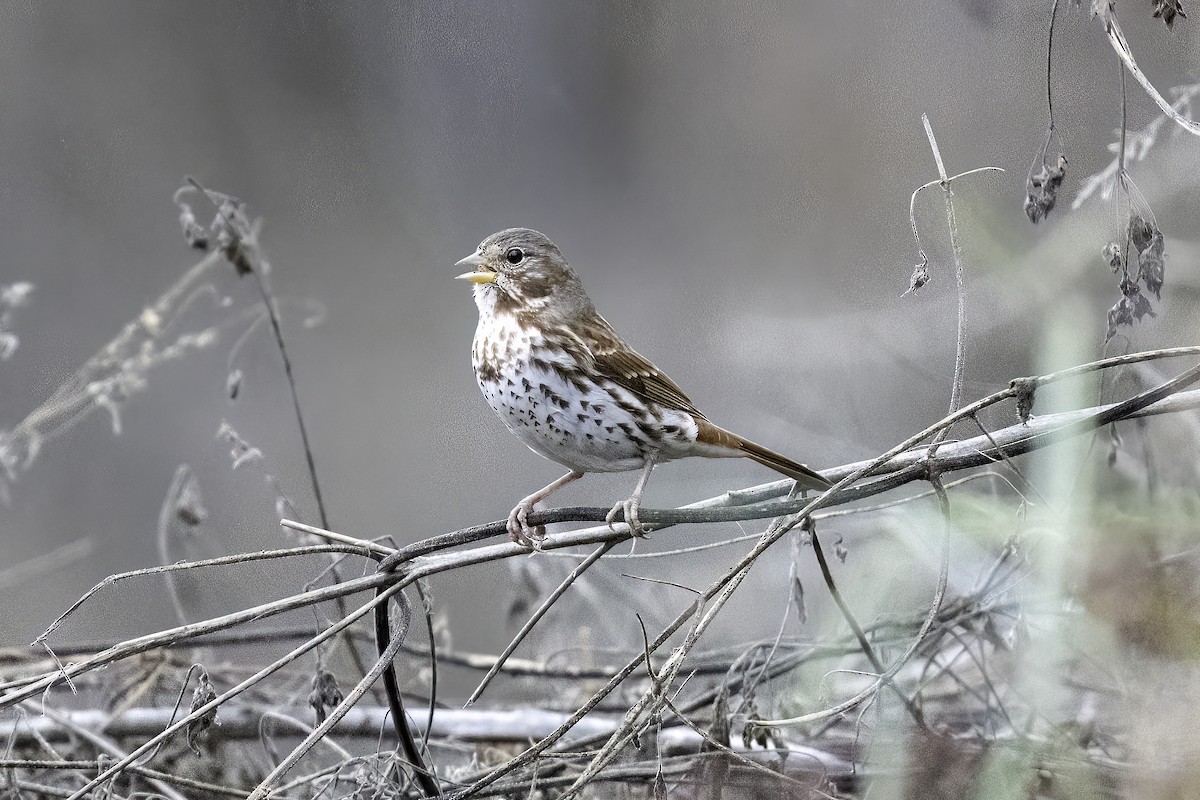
471 310 701 474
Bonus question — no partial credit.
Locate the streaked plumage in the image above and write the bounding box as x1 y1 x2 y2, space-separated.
456 228 829 545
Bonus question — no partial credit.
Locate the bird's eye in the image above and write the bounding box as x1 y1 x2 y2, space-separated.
505 247 525 264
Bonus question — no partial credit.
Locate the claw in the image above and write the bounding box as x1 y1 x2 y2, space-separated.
606 497 647 538
504 470 583 551
506 500 545 549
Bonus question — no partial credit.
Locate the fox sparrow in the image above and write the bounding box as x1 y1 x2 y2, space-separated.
456 228 830 546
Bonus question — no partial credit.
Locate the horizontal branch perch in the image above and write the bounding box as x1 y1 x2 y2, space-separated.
402 385 1200 572
4 352 1196 800
7 384 1197 710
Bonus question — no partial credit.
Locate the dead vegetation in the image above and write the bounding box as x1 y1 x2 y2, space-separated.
3 4 1200 799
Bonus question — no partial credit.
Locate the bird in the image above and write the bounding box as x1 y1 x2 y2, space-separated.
455 228 830 546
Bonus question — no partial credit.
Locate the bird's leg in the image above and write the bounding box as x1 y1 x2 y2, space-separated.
607 457 656 538
508 470 584 547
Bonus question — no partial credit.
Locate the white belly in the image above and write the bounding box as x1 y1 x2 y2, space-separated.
472 317 697 473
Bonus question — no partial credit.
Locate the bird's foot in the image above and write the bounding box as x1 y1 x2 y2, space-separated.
506 500 546 549
606 496 647 538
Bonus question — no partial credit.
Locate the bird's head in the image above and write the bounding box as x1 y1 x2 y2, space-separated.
455 228 593 319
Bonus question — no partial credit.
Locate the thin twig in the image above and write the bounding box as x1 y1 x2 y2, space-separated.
466 541 617 706
281 519 398 557
23 703 188 800
1118 57 1128 178
810 524 924 726
908 166 1003 262
921 114 968 444
187 178 330 530
756 477 952 728
451 364 1200 797
246 592 419 800
61 582 408 800
7 367 1198 704
1099 5 1200 137
1045 0 1060 134
33 544 375 646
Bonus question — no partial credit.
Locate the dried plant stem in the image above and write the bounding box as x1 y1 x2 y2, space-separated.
60 582 407 800
375 585 441 798
1100 5 1200 137
1032 345 1200 385
450 363 1200 798
247 595 420 800
0 706 831 748
0 570 390 700
7 354 1200 799
757 480 952 728
8 378 1198 703
25 703 188 800
33 544 374 647
281 519 397 557
0 251 247 487
1040 0 1060 167
190 179 393 750
1118 58 1128 178
466 541 618 706
810 526 924 725
922 114 968 443
909 166 1002 261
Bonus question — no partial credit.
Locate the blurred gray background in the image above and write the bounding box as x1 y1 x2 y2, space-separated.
1 1 1197 670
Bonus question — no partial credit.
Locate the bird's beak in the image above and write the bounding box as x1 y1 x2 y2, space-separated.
455 252 497 284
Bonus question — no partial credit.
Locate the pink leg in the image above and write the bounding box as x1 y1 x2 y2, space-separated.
508 470 584 547
606 458 656 538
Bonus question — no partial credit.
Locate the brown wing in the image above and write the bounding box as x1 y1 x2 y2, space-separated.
557 316 829 489
560 314 705 418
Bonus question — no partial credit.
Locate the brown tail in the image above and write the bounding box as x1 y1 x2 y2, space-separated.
697 420 831 492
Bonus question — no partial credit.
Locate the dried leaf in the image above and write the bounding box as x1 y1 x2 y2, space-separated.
186 670 218 756
1010 377 1037 424
902 259 930 296
1134 222 1166 299
174 471 207 527
706 685 731 749
178 203 209 250
791 573 807 625
1025 154 1067 223
1105 279 1157 341
226 369 243 401
1101 241 1124 273
742 718 771 750
1023 190 1050 224
1152 0 1187 28
1139 247 1165 299
1125 278 1156 322
1128 215 1156 252
308 669 344 725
